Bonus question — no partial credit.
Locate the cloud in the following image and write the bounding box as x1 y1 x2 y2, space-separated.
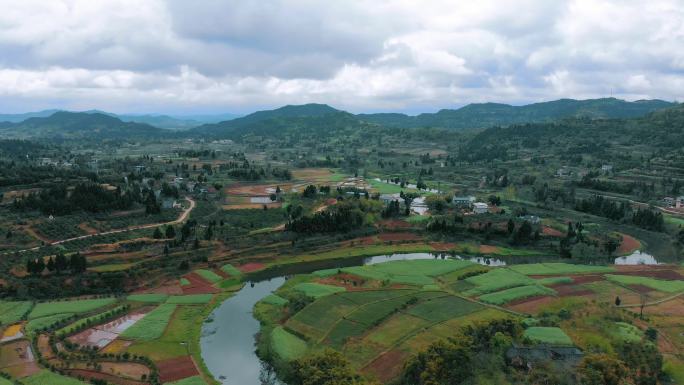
0 0 682 113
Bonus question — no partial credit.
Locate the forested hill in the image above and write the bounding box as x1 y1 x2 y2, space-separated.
0 111 170 140
459 103 684 163
189 103 351 139
358 98 674 129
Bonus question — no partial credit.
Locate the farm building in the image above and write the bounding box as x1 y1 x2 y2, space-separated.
601 164 613 173
664 197 675 207
473 202 489 214
676 196 684 208
453 196 476 207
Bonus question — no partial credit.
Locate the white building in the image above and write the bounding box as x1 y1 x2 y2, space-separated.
473 202 489 214
453 196 476 207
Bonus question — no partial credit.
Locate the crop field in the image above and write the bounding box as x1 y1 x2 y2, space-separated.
406 295 483 322
508 263 614 275
262 294 288 306
121 304 176 341
524 327 573 345
293 282 346 298
463 269 534 295
26 313 74 334
220 264 242 277
340 258 473 286
271 326 308 361
19 370 88 385
193 269 222 284
605 274 684 293
164 376 208 385
28 298 116 319
166 294 213 304
479 285 556 305
0 301 33 324
128 294 169 303
535 276 573 285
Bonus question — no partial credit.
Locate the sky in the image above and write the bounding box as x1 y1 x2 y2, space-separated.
0 0 683 115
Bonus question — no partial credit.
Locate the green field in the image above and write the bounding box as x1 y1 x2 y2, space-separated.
220 264 243 277
121 304 176 341
180 278 191 286
56 305 127 336
614 322 643 342
293 282 346 298
194 269 222 283
25 313 74 334
19 370 88 385
127 294 169 303
508 263 614 275
524 327 573 345
406 295 483 322
605 274 684 293
341 259 472 286
166 294 213 304
0 377 12 385
271 326 308 361
164 376 208 385
479 285 556 305
464 269 534 295
28 298 116 319
535 276 573 285
262 294 288 306
0 301 33 325
128 305 204 361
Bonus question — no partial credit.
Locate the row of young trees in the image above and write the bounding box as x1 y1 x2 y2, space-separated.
26 252 87 276
575 195 664 231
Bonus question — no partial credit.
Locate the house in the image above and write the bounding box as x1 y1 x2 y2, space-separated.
453 196 476 207
173 177 184 188
473 202 489 214
601 164 613 173
664 197 675 207
134 165 146 173
677 196 684 209
556 167 569 178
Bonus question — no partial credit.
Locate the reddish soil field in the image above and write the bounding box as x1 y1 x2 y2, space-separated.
66 369 146 385
551 284 594 297
181 272 219 295
378 232 421 242
617 233 641 254
237 262 266 273
506 296 557 314
479 245 501 254
612 267 683 280
36 334 55 360
0 340 40 378
157 356 199 383
318 273 367 290
378 219 411 229
362 349 408 383
529 274 604 284
627 284 653 294
541 226 564 237
431 242 457 250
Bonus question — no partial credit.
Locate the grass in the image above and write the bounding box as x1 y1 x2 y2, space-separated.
479 285 556 305
406 215 431 223
121 304 176 341
19 370 89 385
262 294 288 306
56 305 127 336
464 269 534 295
341 259 472 286
0 378 12 385
180 278 191 286
0 300 33 324
614 322 643 342
286 295 358 341
508 263 614 275
369 179 412 194
164 376 208 385
28 298 116 319
536 277 573 285
220 264 243 277
271 326 308 361
194 269 222 284
406 295 483 322
127 294 169 303
89 263 135 272
524 327 573 345
26 313 74 334
167 294 213 304
293 283 346 298
605 274 684 293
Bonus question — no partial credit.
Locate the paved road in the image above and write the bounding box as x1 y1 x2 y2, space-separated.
1 197 196 256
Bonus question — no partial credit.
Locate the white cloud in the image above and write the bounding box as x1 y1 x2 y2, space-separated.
0 0 682 113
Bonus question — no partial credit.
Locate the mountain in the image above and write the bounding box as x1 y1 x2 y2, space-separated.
0 111 169 140
357 98 675 129
0 110 61 123
116 113 241 129
190 103 344 138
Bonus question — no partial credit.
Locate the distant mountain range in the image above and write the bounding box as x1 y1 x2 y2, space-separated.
0 110 241 129
357 98 675 129
0 98 677 141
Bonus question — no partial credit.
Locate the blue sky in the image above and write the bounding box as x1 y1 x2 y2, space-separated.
0 0 683 114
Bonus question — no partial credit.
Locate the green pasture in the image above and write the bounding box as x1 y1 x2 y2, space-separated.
524 327 573 345
479 285 556 305
0 301 33 325
406 295 483 322
127 294 169 303
271 326 308 361
194 269 222 284
121 304 176 341
28 298 116 319
26 313 74 334
166 294 213 304
605 274 684 293
164 376 208 385
19 370 89 385
509 263 613 276
293 282 346 298
464 269 534 295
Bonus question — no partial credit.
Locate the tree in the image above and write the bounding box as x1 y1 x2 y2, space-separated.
578 354 627 385
402 339 473 385
614 296 621 306
152 227 163 239
55 252 68 273
165 225 176 239
289 350 370 385
507 219 515 234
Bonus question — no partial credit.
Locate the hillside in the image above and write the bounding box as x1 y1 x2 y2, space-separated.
0 111 170 140
358 98 674 129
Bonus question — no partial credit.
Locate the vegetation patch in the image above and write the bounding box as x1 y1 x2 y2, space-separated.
193 269 222 284
164 376 208 385
479 285 556 305
605 274 684 293
614 322 643 342
19 369 88 385
524 327 573 345
220 264 243 277
464 269 534 295
535 276 573 285
166 294 213 304
26 313 74 334
293 282 346 298
262 294 288 306
127 293 169 303
406 295 483 322
29 298 116 319
271 326 308 361
0 301 33 325
509 263 613 275
121 304 176 341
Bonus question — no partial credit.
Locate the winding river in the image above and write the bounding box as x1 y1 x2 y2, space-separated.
199 250 661 384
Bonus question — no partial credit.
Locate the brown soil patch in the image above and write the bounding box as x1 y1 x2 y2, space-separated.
36 334 55 360
362 349 408 383
617 233 641 254
132 280 183 295
291 168 334 181
612 267 683 280
479 244 501 254
551 284 594 297
378 232 421 242
506 296 557 314
627 284 654 294
0 340 40 378
181 272 218 295
157 356 199 383
431 242 457 251
378 219 411 229
557 274 604 284
78 222 99 235
542 226 563 237
99 362 151 380
237 262 266 273
641 298 684 316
